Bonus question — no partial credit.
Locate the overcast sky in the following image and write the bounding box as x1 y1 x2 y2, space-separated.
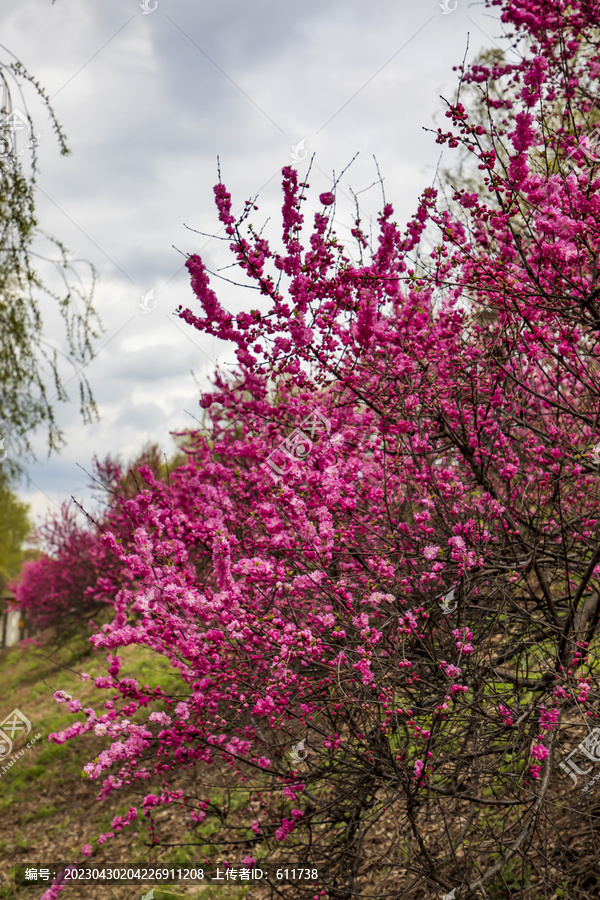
0 0 510 533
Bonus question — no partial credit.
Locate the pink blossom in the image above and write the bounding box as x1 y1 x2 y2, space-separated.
530 744 549 761
97 832 114 846
54 691 71 704
423 544 440 560
539 706 560 730
440 662 462 679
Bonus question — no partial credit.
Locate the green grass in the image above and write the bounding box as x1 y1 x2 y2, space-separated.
0 620 224 898
20 804 58 824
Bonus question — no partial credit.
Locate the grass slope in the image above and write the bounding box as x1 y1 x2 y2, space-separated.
0 623 247 900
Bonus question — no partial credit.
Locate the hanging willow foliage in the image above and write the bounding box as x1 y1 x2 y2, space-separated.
0 47 102 483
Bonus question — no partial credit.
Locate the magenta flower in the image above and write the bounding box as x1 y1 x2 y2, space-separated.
530 744 549 761
539 706 561 730
423 544 440 560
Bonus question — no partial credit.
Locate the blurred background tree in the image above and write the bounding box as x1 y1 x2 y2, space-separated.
0 485 30 591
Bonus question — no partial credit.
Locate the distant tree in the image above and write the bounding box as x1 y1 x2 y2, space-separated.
9 501 104 630
0 484 30 591
10 442 186 631
89 441 188 506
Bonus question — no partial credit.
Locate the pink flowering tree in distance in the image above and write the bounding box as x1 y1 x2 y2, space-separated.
39 0 600 897
11 501 112 633
11 445 182 635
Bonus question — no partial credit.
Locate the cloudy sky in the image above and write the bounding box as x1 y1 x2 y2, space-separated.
0 0 510 533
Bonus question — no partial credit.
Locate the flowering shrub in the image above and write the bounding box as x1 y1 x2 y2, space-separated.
11 446 180 632
38 0 600 897
11 503 108 631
